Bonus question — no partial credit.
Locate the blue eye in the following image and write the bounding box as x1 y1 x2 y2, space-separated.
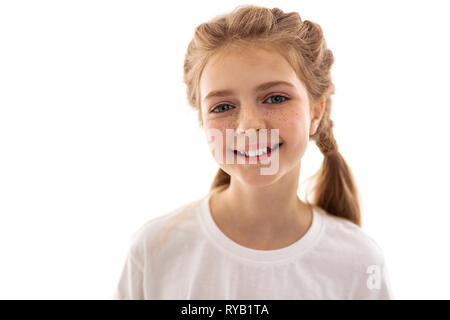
211 104 234 113
210 95 290 114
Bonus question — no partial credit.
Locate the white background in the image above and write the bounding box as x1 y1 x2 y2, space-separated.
1 0 449 299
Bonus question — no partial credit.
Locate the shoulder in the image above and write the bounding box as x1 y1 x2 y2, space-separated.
314 206 386 266
313 207 394 299
126 197 203 263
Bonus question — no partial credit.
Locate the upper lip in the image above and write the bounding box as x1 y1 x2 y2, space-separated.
233 142 282 152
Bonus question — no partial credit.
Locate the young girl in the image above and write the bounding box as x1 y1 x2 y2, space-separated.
113 5 394 300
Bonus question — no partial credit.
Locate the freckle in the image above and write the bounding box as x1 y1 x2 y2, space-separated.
278 111 290 122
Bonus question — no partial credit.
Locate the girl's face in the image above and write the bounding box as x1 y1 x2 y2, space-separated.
199 45 319 186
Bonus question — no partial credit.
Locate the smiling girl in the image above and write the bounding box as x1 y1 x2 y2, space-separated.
113 5 394 300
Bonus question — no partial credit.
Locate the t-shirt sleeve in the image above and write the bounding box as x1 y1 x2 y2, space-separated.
367 258 394 299
351 251 395 300
112 247 145 300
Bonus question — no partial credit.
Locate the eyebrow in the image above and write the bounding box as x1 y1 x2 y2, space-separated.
202 80 295 103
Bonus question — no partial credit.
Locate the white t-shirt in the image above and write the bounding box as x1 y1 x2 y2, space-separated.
112 192 394 299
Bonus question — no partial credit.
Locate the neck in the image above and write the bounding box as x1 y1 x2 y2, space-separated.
210 163 312 238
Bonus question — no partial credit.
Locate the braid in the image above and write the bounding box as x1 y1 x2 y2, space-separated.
316 119 338 156
310 97 338 157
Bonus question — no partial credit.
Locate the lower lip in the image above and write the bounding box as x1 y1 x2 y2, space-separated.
233 143 283 163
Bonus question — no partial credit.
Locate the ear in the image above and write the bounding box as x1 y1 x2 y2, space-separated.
309 99 325 136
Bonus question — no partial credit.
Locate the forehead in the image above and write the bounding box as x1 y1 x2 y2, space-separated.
199 46 301 101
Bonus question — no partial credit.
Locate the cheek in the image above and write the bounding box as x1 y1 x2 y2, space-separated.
204 121 232 160
269 109 309 143
205 117 234 131
205 120 231 143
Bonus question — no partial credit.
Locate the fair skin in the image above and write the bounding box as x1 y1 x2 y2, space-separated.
199 44 325 250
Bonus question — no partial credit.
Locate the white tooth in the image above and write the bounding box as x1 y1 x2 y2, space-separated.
246 148 267 157
237 147 270 157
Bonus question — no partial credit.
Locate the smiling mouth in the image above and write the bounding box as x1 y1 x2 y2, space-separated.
233 142 283 157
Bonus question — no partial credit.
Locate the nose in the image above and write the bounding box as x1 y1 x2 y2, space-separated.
235 101 267 134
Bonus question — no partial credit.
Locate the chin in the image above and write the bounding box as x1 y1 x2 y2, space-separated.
232 167 283 187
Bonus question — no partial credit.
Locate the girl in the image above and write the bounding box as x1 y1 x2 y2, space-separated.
113 5 394 300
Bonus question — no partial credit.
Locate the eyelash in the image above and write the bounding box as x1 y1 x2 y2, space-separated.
210 94 291 114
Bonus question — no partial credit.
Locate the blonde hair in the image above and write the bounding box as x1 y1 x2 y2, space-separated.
183 4 362 227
